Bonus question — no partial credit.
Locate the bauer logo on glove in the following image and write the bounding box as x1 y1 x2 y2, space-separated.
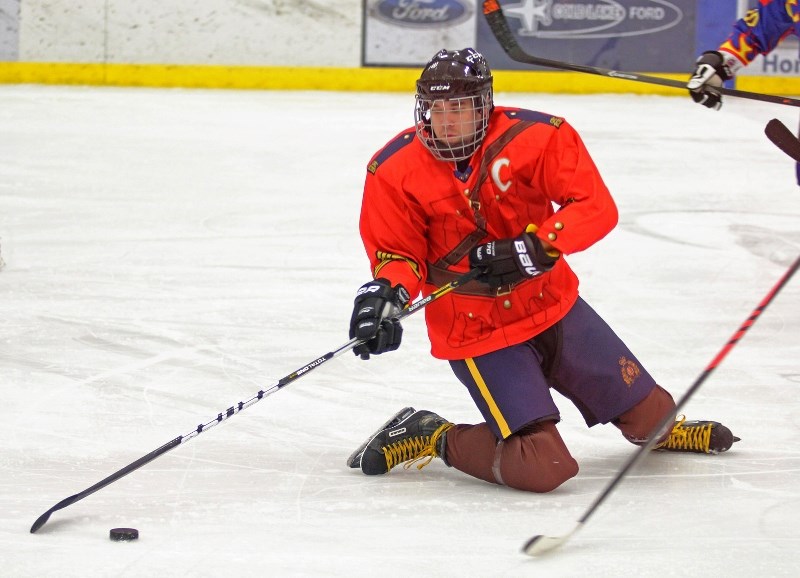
349 279 410 359
470 231 558 289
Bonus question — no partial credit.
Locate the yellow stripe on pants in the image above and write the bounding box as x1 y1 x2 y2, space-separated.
465 357 512 438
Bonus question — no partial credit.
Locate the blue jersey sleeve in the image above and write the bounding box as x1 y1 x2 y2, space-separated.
718 0 800 68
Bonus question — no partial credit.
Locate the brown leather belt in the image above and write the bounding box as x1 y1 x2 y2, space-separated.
426 262 517 297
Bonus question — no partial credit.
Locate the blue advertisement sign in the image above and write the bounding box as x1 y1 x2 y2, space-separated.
371 0 474 27
477 0 697 73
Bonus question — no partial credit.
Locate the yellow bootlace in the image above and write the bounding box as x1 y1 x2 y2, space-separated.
657 415 712 453
381 423 454 471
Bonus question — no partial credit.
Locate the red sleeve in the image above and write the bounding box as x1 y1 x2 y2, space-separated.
532 120 618 255
359 158 427 298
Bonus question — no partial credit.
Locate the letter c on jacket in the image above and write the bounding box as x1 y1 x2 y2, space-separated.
491 158 511 192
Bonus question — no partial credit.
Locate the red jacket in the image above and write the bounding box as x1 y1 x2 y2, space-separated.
359 106 617 360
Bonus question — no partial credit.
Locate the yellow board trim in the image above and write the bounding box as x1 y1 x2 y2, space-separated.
0 62 421 91
465 357 511 439
737 75 800 96
1 62 798 96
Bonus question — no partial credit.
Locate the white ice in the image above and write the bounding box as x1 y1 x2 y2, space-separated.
1 85 799 577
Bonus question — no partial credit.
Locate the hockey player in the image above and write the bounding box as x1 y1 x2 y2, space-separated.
348 48 739 493
688 0 800 183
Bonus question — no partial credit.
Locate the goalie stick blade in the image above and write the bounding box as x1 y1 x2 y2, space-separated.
346 407 416 468
522 524 582 557
765 119 800 162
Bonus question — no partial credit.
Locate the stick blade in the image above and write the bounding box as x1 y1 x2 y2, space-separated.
521 524 581 557
30 510 53 533
765 118 800 162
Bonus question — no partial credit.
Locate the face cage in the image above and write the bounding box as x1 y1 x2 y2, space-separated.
414 91 492 162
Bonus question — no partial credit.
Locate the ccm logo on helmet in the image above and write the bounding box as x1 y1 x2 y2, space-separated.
514 240 539 276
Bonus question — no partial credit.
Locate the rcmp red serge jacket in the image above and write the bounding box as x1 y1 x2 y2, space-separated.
359 106 618 360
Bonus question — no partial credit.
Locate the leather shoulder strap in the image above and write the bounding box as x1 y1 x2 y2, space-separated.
433 119 538 268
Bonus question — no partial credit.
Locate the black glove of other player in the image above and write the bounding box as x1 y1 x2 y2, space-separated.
469 232 557 289
687 51 733 110
349 278 410 359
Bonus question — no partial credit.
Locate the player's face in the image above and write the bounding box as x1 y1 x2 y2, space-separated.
429 97 480 145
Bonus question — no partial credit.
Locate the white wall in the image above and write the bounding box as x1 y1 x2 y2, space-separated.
1 0 21 60
18 0 363 66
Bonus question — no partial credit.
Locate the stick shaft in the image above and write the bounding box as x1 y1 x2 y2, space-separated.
482 1 800 108
30 268 480 533
524 254 799 554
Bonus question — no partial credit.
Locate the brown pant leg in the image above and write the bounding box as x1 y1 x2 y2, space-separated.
444 420 578 493
612 385 676 444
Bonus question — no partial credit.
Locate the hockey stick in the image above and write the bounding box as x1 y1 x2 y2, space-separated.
30 268 481 534
481 0 800 108
523 254 800 556
765 118 800 162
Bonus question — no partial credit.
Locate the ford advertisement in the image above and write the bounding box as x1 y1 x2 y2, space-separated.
363 0 696 72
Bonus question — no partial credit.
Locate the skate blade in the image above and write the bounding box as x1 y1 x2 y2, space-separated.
346 407 416 468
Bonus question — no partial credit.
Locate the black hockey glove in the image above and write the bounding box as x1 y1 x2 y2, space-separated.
687 51 733 110
349 279 410 360
470 232 557 290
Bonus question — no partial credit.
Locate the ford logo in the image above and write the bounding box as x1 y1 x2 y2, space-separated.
372 0 473 28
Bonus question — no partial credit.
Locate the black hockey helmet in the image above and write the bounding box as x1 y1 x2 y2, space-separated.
414 48 494 162
416 47 493 101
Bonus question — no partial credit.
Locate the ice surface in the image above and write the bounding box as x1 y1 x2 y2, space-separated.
1 85 799 576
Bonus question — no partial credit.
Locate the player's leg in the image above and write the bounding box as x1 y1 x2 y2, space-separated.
351 340 578 492
553 297 738 453
446 342 579 492
546 297 665 431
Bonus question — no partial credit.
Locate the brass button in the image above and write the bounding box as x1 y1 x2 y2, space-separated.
554 222 564 230
468 312 474 319
538 292 544 299
463 189 470 196
547 232 557 241
456 209 461 216
495 194 501 201
503 300 511 309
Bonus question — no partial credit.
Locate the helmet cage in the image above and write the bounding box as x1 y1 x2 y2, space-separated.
414 48 494 162
414 91 493 162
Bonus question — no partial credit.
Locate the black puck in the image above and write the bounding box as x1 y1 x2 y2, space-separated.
109 527 139 541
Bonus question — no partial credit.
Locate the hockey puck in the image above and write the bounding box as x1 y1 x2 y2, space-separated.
109 527 139 541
